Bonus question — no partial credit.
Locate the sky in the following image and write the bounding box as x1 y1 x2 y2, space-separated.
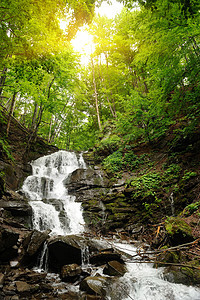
70 0 123 64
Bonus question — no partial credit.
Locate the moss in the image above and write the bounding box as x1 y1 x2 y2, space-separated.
165 216 193 246
165 217 192 236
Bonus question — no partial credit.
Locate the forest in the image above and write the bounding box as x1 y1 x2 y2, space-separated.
0 1 200 297
1 0 199 153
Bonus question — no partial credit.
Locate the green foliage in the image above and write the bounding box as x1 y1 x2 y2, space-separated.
102 144 148 173
1 0 200 152
0 139 13 161
103 150 123 172
183 202 200 216
96 135 121 154
164 164 181 182
182 171 197 181
130 172 161 197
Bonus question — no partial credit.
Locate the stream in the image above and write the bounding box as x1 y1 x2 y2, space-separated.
22 150 200 300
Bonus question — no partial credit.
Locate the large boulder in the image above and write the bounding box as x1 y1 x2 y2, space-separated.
20 229 50 267
60 263 82 282
80 276 109 297
47 235 84 272
103 260 127 276
165 216 194 246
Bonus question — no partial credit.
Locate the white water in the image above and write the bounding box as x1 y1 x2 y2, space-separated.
111 242 200 300
21 150 200 299
22 150 86 235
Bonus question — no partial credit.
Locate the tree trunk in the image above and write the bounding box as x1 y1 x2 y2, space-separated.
91 57 102 131
31 102 39 130
0 67 7 99
6 91 17 135
48 114 53 143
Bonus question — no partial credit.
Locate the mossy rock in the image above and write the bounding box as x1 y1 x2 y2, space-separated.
165 216 193 246
164 260 200 285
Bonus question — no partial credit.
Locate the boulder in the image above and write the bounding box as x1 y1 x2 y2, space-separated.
103 260 127 276
165 217 194 246
60 263 82 282
164 263 200 285
26 230 50 256
80 276 109 296
47 235 84 272
20 230 50 266
10 269 47 283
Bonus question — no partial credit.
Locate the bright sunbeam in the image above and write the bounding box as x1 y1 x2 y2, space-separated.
71 29 94 53
60 0 123 65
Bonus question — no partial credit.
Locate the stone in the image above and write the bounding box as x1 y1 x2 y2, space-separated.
81 295 102 300
89 251 123 266
11 296 19 300
0 272 5 287
165 216 194 246
60 263 82 282
63 168 109 203
47 235 83 272
15 281 31 293
103 260 127 276
26 230 50 256
80 276 109 296
21 230 50 267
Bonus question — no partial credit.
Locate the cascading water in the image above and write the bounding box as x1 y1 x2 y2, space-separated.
110 242 200 300
22 150 86 235
21 150 200 299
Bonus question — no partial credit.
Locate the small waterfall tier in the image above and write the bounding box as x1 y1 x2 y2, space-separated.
22 150 86 235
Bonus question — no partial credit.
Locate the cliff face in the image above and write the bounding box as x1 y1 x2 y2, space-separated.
80 124 200 245
0 110 58 225
0 109 58 191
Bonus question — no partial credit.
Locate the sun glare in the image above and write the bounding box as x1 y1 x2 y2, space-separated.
60 1 123 65
71 28 95 60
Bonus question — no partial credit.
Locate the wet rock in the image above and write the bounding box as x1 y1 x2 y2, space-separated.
80 276 109 297
0 189 32 226
15 281 31 293
11 269 47 283
20 229 50 267
164 263 200 285
64 168 109 203
0 272 5 287
60 263 82 282
0 199 32 216
103 260 127 276
10 296 19 300
0 227 19 262
90 250 124 266
81 295 102 300
26 230 50 256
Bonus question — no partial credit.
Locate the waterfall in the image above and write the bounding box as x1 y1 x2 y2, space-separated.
22 150 85 235
21 150 200 299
